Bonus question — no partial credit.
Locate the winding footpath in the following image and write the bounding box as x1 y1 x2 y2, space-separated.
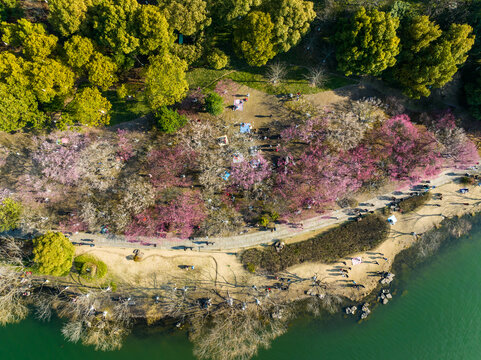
66 170 466 252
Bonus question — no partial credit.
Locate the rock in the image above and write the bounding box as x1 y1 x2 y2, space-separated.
386 293 392 299
383 298 389 304
345 307 352 314
361 312 368 319
382 289 390 294
350 306 357 314
380 293 386 300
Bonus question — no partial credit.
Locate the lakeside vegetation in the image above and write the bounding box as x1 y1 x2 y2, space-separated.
242 214 390 272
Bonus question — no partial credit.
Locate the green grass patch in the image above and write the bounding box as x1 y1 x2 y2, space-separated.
398 191 432 213
186 66 355 95
74 254 108 279
241 214 389 272
105 90 151 126
186 68 230 91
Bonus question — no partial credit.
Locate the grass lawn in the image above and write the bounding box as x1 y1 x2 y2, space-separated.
105 90 151 126
187 65 355 96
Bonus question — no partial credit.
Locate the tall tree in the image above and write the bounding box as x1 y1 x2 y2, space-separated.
27 59 75 103
63 35 94 69
212 0 263 22
395 16 474 98
1 19 58 60
66 87 112 126
234 11 277 66
48 0 88 37
32 232 75 276
145 53 188 110
158 0 211 36
85 52 118 91
90 0 140 54
263 0 316 53
335 7 400 76
0 53 46 131
136 5 174 55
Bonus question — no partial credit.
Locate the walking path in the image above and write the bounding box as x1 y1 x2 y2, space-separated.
67 170 466 252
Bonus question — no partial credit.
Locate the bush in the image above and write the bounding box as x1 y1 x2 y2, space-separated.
460 176 475 185
0 198 22 232
246 263 256 273
398 192 432 213
74 254 108 279
241 214 389 272
207 49 229 70
116 84 128 99
155 106 188 133
205 92 224 116
32 232 75 276
258 214 270 228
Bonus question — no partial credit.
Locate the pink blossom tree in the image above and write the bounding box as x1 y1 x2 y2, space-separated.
426 111 479 168
275 146 365 213
116 129 134 162
126 190 207 239
230 155 272 190
368 115 443 181
32 132 89 186
147 146 198 189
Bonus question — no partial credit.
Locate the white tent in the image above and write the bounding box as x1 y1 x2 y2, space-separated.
387 215 397 225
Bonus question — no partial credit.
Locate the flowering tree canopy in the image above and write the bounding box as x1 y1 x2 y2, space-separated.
369 115 443 181
126 190 206 239
148 146 197 189
230 155 271 190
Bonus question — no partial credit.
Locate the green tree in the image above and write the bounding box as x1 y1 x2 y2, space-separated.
27 59 75 103
155 106 187 133
0 53 46 131
85 52 118 91
1 19 58 60
145 53 188 110
213 0 262 22
158 0 211 36
0 82 45 131
205 92 224 115
0 198 22 232
395 16 474 98
90 0 140 54
136 4 174 55
335 7 400 76
48 0 88 37
32 232 75 276
67 87 112 126
264 0 316 53
0 0 23 22
64 35 94 69
206 48 229 69
234 11 277 67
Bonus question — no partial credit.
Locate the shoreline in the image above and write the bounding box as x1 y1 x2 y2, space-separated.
70 172 481 310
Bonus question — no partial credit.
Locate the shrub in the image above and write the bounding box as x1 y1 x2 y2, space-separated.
460 176 475 185
241 214 389 272
155 106 188 133
258 214 270 228
74 254 108 279
205 92 224 116
116 84 128 99
32 232 75 276
398 192 432 213
0 198 22 232
207 48 229 69
246 263 256 273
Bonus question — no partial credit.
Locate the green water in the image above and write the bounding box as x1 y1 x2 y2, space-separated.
2 221 481 360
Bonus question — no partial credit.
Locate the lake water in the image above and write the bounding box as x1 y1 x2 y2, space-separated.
2 216 481 360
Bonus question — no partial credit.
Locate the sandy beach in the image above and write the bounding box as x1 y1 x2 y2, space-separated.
76 177 481 303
